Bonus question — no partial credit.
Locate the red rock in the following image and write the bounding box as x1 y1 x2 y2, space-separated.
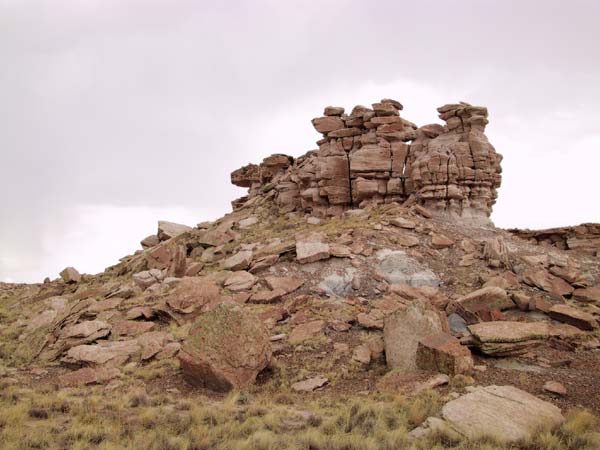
60 267 81 283
221 250 253 271
59 367 120 387
296 233 330 264
112 320 155 337
289 320 326 345
573 285 600 303
311 116 345 134
140 234 160 249
416 333 473 375
543 381 567 396
157 220 192 241
166 277 221 314
450 287 514 323
223 271 258 292
264 276 304 294
384 299 448 372
522 269 574 297
430 233 454 249
548 304 599 330
179 303 271 392
323 106 344 116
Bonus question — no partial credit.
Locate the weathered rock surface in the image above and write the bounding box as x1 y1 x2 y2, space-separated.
449 286 514 323
296 232 330 264
291 376 328 392
467 321 584 356
416 333 473 375
231 100 502 222
383 299 447 371
157 220 192 241
166 277 221 314
377 250 439 287
178 303 272 391
522 268 574 296
60 267 81 283
438 385 564 443
548 304 599 330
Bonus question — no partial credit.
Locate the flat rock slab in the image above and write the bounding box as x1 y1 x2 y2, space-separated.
291 376 328 392
58 367 120 387
467 321 584 356
440 385 564 443
289 320 326 345
548 304 599 330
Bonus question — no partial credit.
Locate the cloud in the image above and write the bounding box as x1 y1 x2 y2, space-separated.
1 0 599 282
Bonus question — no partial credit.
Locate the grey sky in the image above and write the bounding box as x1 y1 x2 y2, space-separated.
1 0 599 282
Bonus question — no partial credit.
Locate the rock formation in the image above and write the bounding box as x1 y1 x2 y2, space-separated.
231 100 502 224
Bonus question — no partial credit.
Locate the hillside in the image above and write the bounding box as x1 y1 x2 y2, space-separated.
1 99 599 450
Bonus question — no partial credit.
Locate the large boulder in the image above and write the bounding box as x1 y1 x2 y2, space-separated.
178 303 272 391
383 299 447 371
439 385 564 443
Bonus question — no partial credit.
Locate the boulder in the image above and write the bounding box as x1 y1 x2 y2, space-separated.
178 303 272 391
430 233 454 249
264 276 304 294
352 345 372 365
157 220 192 241
389 217 416 229
548 304 598 330
111 320 155 337
222 250 253 271
133 269 164 289
522 269 574 297
296 233 330 264
573 285 600 303
140 234 160 249
60 267 81 283
416 333 473 375
383 299 447 371
166 277 221 314
450 286 514 322
544 381 567 396
62 340 140 367
439 385 564 443
62 320 111 339
223 271 258 292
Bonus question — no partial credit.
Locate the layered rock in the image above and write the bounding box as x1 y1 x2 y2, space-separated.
231 100 502 223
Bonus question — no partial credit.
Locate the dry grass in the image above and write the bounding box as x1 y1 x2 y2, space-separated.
1 383 598 450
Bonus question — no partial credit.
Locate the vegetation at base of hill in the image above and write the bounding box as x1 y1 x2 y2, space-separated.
0 381 598 450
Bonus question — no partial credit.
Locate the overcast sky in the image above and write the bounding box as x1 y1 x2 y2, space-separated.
1 0 599 283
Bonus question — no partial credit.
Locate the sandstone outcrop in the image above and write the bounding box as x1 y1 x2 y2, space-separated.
231 100 502 223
